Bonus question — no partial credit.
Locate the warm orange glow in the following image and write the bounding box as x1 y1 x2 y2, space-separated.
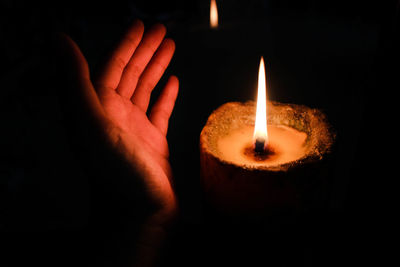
210 0 218 29
254 57 268 147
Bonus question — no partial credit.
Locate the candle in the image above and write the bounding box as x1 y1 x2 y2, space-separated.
200 58 335 218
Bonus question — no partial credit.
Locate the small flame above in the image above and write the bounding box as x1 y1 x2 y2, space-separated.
253 57 268 149
210 0 218 29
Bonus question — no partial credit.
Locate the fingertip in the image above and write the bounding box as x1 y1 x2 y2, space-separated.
166 75 179 95
132 19 144 31
161 38 176 52
52 32 88 77
53 31 68 42
167 75 179 99
133 18 144 27
128 19 144 39
169 75 179 86
52 32 74 50
151 23 167 36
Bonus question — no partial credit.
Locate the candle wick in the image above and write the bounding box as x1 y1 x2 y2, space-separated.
254 138 266 153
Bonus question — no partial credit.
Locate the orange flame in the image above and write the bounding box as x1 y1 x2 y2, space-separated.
210 0 218 29
253 57 268 148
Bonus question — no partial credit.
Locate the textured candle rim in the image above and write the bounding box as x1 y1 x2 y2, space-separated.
200 101 335 172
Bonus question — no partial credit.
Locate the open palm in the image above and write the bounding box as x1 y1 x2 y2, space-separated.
59 20 179 225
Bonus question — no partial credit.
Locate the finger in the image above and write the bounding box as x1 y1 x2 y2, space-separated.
55 33 106 124
95 20 144 91
131 38 175 111
54 33 117 174
149 76 179 135
116 24 167 98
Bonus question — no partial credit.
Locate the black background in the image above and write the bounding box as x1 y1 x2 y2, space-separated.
1 0 398 266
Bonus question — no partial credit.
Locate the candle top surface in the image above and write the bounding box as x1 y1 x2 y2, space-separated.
200 101 335 171
218 124 307 167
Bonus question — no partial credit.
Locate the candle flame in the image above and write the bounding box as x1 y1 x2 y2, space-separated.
210 0 218 29
254 57 268 148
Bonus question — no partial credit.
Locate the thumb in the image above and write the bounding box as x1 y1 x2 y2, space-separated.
53 33 91 84
52 33 114 170
52 33 105 124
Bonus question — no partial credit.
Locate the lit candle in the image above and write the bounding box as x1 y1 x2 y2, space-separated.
210 0 218 29
200 57 335 217
218 57 308 167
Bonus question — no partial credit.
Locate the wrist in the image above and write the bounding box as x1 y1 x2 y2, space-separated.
133 208 177 267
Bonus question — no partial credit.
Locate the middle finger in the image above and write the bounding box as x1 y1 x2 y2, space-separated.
116 24 166 98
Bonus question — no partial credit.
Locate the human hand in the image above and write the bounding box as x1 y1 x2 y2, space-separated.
55 20 178 229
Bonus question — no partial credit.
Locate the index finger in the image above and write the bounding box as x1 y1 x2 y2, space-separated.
95 20 144 91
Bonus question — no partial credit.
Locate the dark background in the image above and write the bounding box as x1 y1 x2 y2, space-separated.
1 0 398 266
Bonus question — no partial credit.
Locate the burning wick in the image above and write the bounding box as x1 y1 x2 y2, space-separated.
253 56 268 153
254 138 266 153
